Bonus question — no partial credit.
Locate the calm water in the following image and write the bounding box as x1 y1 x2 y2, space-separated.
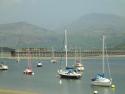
0 57 125 94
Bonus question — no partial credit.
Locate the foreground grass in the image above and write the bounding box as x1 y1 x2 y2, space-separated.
0 89 37 94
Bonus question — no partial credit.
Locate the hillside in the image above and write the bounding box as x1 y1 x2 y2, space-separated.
57 13 125 49
0 22 62 48
0 13 125 50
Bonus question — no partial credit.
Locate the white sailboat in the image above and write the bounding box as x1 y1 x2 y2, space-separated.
58 29 82 79
37 61 43 67
91 35 112 86
74 49 84 71
0 64 8 70
24 49 34 75
0 47 8 70
51 47 57 63
16 49 20 63
37 49 43 67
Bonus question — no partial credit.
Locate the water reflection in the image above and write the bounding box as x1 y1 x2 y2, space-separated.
91 86 116 94
0 58 123 94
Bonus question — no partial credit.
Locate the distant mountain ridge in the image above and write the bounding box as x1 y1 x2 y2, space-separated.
70 13 125 33
58 13 125 49
0 22 60 48
0 13 125 49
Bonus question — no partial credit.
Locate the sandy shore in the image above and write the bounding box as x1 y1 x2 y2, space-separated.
0 89 37 94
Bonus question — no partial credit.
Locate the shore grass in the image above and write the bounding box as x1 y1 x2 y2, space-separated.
0 89 37 94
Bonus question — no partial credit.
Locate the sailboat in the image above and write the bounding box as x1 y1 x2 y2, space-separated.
0 63 8 70
37 61 43 67
58 29 82 79
50 47 57 63
91 35 112 86
0 47 8 70
74 49 84 71
24 49 34 75
16 49 20 63
37 49 43 67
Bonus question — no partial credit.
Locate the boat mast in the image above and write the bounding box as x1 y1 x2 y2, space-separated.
75 47 77 64
65 29 68 67
102 35 105 74
17 49 20 62
79 48 81 63
28 49 32 69
52 47 54 59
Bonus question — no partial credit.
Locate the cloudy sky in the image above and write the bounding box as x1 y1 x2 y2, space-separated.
0 0 124 29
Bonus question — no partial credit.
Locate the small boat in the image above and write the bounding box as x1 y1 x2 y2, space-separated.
0 64 8 70
24 67 33 75
16 49 20 63
37 62 43 67
74 49 84 71
51 48 57 63
24 49 34 75
0 48 8 70
91 73 112 86
58 29 82 79
51 59 57 63
91 35 112 86
36 49 43 67
74 60 84 71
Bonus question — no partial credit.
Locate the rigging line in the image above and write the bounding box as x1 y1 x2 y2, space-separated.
105 44 112 79
58 52 63 69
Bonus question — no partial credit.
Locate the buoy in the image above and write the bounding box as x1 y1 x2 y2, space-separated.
111 84 115 88
93 90 98 94
59 80 62 85
32 72 35 75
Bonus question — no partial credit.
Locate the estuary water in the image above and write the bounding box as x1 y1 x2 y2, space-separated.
0 57 125 94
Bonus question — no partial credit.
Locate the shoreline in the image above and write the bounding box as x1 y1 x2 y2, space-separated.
0 88 37 94
1 55 125 60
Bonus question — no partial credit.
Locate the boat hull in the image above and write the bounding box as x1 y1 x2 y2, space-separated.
37 63 42 67
76 67 84 71
58 69 82 79
91 79 112 86
24 72 33 75
51 59 57 63
59 74 81 79
23 69 34 75
74 63 84 71
37 65 42 67
0 64 8 70
0 67 8 70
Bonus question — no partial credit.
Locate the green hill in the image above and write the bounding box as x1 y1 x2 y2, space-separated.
57 13 125 49
0 22 62 48
0 13 125 50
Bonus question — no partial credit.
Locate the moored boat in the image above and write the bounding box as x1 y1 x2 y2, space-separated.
24 49 34 75
58 29 82 79
24 68 33 75
91 35 112 86
37 62 43 67
74 61 84 71
0 64 8 70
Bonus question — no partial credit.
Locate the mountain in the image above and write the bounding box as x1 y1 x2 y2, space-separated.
0 13 125 50
0 22 62 48
57 13 125 49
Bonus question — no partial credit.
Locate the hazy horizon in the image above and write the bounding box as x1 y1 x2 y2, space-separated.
0 0 125 30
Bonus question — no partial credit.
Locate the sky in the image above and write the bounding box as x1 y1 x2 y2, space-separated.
0 0 125 30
